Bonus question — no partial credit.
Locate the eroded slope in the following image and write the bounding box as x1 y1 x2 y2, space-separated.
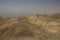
0 13 60 40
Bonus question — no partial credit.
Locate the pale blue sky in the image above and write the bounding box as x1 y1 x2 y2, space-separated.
0 0 60 17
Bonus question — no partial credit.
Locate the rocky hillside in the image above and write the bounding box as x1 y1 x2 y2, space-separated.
0 13 60 40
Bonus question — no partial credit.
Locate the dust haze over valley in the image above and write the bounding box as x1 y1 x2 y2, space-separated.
0 0 60 40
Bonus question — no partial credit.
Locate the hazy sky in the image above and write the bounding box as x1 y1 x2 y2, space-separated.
0 0 60 17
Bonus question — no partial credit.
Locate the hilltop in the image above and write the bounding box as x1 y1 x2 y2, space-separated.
0 13 60 40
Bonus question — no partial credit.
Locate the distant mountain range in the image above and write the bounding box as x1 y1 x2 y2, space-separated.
0 13 60 40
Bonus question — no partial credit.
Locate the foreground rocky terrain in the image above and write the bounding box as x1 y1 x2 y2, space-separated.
0 13 60 40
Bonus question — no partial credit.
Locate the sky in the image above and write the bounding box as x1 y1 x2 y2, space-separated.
0 0 60 17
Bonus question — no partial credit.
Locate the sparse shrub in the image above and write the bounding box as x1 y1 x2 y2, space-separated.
0 27 8 36
15 29 35 37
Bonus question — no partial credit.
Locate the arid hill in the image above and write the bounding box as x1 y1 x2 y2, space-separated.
0 13 60 40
